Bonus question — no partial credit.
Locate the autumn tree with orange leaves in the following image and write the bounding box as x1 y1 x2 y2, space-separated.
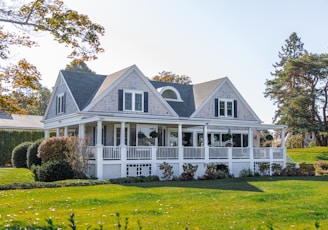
0 0 105 114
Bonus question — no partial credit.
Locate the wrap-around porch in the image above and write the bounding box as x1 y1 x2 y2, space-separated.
44 117 286 179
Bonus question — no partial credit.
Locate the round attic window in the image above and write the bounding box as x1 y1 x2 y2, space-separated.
158 86 183 102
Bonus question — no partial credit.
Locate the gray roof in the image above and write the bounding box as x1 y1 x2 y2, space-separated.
61 70 107 110
61 68 225 118
150 81 196 117
0 113 43 130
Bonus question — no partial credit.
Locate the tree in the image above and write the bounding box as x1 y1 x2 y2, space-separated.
152 71 192 85
265 33 328 145
264 32 306 126
65 59 95 73
0 0 105 114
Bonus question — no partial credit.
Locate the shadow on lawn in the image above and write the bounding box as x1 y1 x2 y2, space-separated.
124 176 328 193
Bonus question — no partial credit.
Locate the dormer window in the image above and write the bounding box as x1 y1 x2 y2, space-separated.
158 86 182 102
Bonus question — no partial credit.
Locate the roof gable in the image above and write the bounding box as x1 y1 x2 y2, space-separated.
193 78 225 109
61 70 107 110
191 78 261 122
86 65 178 117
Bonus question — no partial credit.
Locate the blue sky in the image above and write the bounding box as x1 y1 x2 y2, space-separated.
22 0 328 123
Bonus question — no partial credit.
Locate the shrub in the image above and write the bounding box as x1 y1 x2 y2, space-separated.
180 163 198 181
38 136 90 179
239 168 253 177
38 137 70 163
204 163 230 179
258 162 270 176
299 162 315 176
271 163 282 176
36 160 74 182
27 139 43 168
159 162 173 180
280 163 315 176
314 161 328 175
11 142 32 168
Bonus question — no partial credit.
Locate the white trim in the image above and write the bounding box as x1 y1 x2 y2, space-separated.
218 98 234 117
157 86 183 102
123 89 143 112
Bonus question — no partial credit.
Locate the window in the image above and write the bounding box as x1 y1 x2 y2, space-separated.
124 90 143 111
114 124 130 146
56 93 66 114
162 89 177 100
216 99 235 117
137 125 157 146
157 86 183 102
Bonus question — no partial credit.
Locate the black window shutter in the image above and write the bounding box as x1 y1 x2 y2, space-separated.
214 98 218 117
118 89 123 111
234 100 237 118
144 92 149 112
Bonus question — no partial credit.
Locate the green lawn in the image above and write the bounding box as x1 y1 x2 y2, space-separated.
0 168 34 185
1 174 328 229
287 147 328 163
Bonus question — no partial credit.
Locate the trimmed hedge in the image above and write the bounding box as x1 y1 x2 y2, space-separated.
0 130 45 166
35 160 74 182
11 142 32 168
27 138 43 168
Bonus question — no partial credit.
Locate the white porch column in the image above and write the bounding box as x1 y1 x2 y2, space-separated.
64 126 68 136
56 128 60 137
178 124 184 175
248 128 254 172
44 129 50 138
203 124 209 162
281 128 286 167
120 122 127 177
79 123 85 138
96 120 103 179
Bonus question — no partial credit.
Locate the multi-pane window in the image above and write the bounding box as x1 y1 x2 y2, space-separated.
218 99 234 117
124 91 143 111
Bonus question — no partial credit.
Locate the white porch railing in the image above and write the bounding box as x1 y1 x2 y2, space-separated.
157 146 179 159
103 146 121 160
184 147 205 159
127 146 152 160
87 146 285 161
209 147 229 159
232 147 250 159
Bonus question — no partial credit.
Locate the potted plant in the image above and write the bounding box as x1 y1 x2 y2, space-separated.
149 130 158 138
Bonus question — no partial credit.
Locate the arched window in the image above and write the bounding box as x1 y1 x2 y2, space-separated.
157 86 183 102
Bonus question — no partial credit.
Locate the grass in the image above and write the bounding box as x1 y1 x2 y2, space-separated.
0 168 34 185
1 173 328 229
1 147 328 229
287 146 328 163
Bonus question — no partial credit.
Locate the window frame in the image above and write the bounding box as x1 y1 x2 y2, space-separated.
157 86 183 102
123 90 144 112
56 93 65 114
218 99 234 117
